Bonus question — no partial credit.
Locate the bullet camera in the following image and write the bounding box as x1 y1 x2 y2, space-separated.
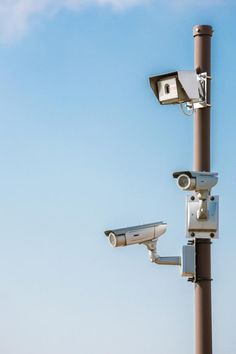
173 171 219 232
173 171 218 192
104 222 167 248
149 70 208 109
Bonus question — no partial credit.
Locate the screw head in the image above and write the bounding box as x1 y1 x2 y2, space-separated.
191 232 195 237
210 196 215 201
191 196 195 201
210 233 215 238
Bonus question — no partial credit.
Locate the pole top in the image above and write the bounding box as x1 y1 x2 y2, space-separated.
193 25 213 37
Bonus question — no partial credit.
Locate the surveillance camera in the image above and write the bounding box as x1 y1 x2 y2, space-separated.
104 222 167 248
173 171 219 223
173 171 218 192
149 70 207 108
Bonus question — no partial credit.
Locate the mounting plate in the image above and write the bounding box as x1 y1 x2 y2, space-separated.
186 195 219 239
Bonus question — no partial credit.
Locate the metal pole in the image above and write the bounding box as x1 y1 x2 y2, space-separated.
193 25 213 354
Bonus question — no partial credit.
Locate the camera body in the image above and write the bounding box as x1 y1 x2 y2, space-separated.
149 70 208 109
173 171 218 192
173 171 219 239
104 222 167 248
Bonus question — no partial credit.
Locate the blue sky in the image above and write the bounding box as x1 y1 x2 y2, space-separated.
0 1 235 354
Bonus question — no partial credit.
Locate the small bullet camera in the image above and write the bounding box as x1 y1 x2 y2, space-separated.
173 171 218 192
173 170 219 229
104 222 167 248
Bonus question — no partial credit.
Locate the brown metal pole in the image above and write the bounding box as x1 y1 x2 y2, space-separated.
193 25 213 354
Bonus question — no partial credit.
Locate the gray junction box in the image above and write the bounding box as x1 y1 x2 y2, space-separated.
182 245 195 279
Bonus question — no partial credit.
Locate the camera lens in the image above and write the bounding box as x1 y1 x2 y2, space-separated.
178 174 190 189
109 233 125 247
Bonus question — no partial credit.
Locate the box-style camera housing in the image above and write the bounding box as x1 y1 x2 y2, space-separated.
149 70 207 107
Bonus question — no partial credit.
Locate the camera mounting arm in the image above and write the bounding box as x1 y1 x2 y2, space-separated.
144 239 181 266
196 190 209 220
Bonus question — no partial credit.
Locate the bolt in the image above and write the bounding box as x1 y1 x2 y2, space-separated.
191 232 195 237
191 196 195 201
210 196 215 201
210 233 215 238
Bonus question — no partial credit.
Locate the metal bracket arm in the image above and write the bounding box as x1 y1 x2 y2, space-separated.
144 240 181 266
151 255 181 266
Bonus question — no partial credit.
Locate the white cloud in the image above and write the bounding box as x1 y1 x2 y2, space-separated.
0 0 228 43
0 0 148 42
169 0 227 9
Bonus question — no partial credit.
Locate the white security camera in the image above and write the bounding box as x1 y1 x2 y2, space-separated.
104 222 167 248
149 70 208 109
173 171 218 192
173 171 219 227
105 222 181 266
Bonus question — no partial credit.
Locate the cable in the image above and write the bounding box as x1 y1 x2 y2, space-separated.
180 102 194 116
